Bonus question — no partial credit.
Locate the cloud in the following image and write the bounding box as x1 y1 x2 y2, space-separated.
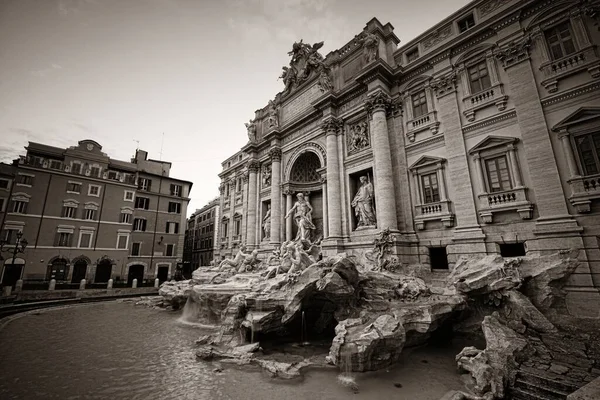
0 127 83 163
30 63 63 77
57 0 97 16
71 121 95 134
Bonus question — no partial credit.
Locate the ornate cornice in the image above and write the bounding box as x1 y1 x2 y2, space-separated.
405 133 445 155
269 147 282 162
541 81 600 107
462 109 517 135
495 36 532 70
431 71 457 98
321 117 344 136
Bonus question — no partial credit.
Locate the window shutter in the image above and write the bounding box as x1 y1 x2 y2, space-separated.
54 233 60 247
175 223 179 234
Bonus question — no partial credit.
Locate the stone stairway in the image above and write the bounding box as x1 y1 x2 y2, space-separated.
510 367 582 400
429 271 450 288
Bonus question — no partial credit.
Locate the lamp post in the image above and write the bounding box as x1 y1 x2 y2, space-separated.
0 231 28 287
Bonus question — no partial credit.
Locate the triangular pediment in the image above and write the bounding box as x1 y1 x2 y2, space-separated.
469 135 518 154
409 155 446 170
552 107 600 131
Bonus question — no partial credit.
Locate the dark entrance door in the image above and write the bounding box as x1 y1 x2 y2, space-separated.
2 264 23 287
127 265 144 286
94 261 112 283
48 259 69 281
157 266 169 283
71 261 88 283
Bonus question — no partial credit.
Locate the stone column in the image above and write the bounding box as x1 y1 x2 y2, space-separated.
323 117 343 238
365 91 398 231
559 133 581 178
411 171 421 205
506 145 523 188
437 164 447 201
245 160 260 249
269 148 282 245
321 178 328 238
284 189 293 241
473 154 487 195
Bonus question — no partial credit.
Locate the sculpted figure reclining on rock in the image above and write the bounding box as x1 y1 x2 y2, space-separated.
217 245 261 275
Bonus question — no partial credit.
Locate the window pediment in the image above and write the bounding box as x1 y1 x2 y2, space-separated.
525 1 572 31
469 135 519 155
552 107 600 131
12 192 31 199
401 75 432 93
454 44 494 65
409 155 446 171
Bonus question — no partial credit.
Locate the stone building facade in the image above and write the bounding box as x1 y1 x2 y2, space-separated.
184 197 220 271
217 0 600 317
0 140 192 287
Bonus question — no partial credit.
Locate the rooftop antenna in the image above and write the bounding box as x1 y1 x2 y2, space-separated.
159 132 164 161
133 139 140 151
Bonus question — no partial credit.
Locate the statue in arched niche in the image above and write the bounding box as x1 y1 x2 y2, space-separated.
285 193 316 242
352 175 377 229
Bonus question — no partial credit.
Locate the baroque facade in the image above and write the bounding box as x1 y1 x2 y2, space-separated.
0 140 192 287
217 0 600 317
183 197 220 272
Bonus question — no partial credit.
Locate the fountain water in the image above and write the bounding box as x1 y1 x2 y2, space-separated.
301 310 309 346
178 298 217 329
337 346 358 392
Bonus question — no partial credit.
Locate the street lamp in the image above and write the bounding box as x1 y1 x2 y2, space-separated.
0 231 28 263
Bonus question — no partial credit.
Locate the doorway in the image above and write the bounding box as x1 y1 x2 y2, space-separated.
127 264 144 286
2 263 23 287
157 266 169 283
47 258 69 281
71 260 88 283
94 260 112 283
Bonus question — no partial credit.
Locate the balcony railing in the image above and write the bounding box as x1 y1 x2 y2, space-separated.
462 83 507 122
568 173 600 213
406 110 440 142
477 186 533 223
540 47 600 92
414 200 454 230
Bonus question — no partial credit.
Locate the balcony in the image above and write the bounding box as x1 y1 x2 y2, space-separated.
414 200 454 230
477 186 533 223
462 83 508 122
568 173 600 213
540 47 600 92
406 110 440 142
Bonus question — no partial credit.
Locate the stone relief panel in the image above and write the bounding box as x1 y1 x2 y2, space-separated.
262 164 272 188
347 121 371 155
423 24 453 50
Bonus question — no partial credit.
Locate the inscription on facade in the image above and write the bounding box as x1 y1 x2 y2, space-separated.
282 119 321 145
339 93 367 114
281 84 321 125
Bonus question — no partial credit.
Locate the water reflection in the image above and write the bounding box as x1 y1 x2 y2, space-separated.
0 302 467 400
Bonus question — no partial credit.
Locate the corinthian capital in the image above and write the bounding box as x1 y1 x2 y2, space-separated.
431 71 457 98
364 91 392 115
247 160 260 173
495 36 532 70
321 117 344 136
269 147 282 162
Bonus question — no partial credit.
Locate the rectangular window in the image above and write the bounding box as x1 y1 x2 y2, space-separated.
458 14 475 33
170 184 182 197
166 222 180 234
0 179 9 189
575 132 600 176
79 232 93 248
124 190 134 201
1 229 19 244
421 173 440 204
67 182 81 193
27 155 44 167
485 155 512 192
429 247 449 270
406 48 419 63
84 209 96 221
131 242 141 256
62 206 77 218
88 185 100 197
56 232 72 247
120 212 132 223
12 200 28 214
90 166 101 178
168 202 181 214
499 242 526 257
166 244 175 257
133 218 147 232
18 175 33 186
222 222 228 237
107 171 118 180
71 163 82 174
135 197 150 210
116 234 128 250
411 90 428 118
138 178 152 191
468 61 492 93
545 22 576 60
235 220 241 236
49 159 63 170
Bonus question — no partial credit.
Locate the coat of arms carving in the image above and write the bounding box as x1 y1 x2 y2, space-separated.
279 40 333 95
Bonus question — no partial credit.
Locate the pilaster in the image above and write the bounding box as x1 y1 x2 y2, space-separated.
322 117 343 239
245 160 260 249
269 147 282 245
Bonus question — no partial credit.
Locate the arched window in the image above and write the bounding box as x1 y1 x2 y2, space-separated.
290 152 321 183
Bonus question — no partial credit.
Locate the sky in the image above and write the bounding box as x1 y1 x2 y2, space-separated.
0 0 471 216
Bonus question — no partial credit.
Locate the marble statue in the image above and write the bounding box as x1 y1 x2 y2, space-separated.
245 119 257 143
218 244 249 271
285 193 316 242
279 40 327 95
262 165 271 187
360 32 379 63
279 66 296 95
262 204 271 240
266 100 280 129
352 175 377 228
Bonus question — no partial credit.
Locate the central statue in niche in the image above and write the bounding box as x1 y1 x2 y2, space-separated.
285 193 316 241
352 175 377 229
